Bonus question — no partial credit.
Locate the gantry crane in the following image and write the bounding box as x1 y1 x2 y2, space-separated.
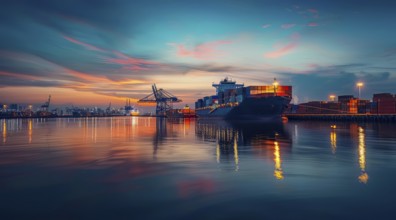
41 95 51 112
138 84 182 117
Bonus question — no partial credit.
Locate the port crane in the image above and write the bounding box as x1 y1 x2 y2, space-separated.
138 84 181 116
41 95 51 112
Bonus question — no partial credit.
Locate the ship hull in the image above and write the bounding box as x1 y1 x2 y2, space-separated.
196 96 291 120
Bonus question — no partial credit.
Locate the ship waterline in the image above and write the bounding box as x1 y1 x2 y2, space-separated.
196 96 291 120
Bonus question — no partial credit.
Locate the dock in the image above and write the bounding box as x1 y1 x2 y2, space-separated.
284 114 396 122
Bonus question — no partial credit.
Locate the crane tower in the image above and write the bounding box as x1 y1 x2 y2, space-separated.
138 84 182 117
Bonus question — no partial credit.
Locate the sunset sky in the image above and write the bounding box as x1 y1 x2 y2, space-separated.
1 0 395 108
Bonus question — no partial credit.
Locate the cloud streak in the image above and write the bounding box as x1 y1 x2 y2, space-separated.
105 51 159 71
63 35 106 52
281 24 296 29
264 33 300 59
63 35 160 72
173 40 232 60
308 8 318 14
307 22 319 27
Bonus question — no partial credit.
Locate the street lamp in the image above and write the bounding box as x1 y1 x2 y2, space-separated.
356 82 364 99
273 78 279 96
329 95 336 102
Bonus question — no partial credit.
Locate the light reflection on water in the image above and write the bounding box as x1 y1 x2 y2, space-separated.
0 117 396 219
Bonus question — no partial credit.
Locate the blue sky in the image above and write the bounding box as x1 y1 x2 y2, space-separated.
0 0 395 107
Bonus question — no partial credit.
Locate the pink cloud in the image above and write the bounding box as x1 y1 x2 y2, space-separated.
63 35 157 71
264 33 300 59
262 24 271 28
281 24 296 29
307 64 319 69
105 51 158 71
308 8 318 14
307 22 319 27
63 35 105 52
174 40 232 60
307 8 319 18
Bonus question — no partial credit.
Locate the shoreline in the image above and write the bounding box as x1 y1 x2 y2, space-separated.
0 115 159 119
285 113 396 122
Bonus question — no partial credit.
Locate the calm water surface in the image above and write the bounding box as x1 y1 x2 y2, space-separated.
1 117 396 219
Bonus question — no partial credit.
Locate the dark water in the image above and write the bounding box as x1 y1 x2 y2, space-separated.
1 117 396 219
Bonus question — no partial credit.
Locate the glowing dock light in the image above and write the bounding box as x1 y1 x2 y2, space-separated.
356 82 364 99
273 78 279 96
329 95 336 102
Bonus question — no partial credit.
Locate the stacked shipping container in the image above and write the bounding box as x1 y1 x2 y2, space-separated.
295 93 396 114
372 93 396 114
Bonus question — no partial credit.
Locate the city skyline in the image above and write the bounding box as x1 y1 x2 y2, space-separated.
1 0 396 107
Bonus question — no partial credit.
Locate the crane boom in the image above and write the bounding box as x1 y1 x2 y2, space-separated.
138 84 181 116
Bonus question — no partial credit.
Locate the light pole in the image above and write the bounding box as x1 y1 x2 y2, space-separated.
356 82 364 99
273 78 279 96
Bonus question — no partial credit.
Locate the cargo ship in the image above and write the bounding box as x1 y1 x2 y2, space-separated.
125 99 140 116
166 105 197 118
195 77 292 120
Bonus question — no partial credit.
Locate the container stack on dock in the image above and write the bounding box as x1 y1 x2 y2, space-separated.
372 93 396 114
287 93 396 121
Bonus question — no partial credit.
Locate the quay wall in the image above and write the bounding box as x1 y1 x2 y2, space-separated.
285 114 396 122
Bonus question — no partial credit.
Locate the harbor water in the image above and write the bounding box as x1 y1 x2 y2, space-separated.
1 117 396 219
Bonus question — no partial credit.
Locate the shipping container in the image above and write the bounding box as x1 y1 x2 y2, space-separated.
203 96 210 107
372 93 396 114
338 95 354 102
246 85 292 97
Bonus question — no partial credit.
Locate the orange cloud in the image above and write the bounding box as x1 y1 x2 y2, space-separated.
264 33 300 59
63 67 110 83
174 40 232 60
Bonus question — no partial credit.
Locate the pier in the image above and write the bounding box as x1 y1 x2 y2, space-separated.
285 114 396 122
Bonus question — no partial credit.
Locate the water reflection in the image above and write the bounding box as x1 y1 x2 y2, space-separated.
196 119 290 178
330 129 337 154
358 126 369 184
28 119 32 144
273 141 283 180
1 118 396 219
153 118 167 157
2 120 6 143
233 134 239 171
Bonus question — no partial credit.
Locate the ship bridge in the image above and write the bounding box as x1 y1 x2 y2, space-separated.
212 77 244 95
